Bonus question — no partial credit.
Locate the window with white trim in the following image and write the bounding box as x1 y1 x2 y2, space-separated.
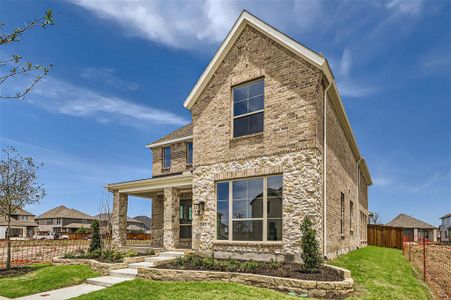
163 146 171 169
232 79 264 137
216 175 282 241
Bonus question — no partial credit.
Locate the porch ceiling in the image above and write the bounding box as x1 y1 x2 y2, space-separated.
106 172 192 198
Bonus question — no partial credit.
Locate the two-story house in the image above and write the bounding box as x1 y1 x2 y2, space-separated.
0 208 38 239
107 11 372 260
439 213 450 243
35 205 95 234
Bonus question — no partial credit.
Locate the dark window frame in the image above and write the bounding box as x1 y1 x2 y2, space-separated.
186 142 193 165
232 79 264 138
163 146 171 169
340 193 345 237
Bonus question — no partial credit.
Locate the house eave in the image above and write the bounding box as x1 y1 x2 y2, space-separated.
146 135 193 149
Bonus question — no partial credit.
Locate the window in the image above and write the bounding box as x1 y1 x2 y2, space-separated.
232 79 264 137
340 193 345 236
350 201 354 235
186 142 193 165
163 146 171 168
216 175 282 241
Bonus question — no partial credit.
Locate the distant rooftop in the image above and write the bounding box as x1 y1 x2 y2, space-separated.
386 214 436 229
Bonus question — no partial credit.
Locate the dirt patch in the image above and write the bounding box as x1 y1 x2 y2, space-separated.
0 266 36 278
160 255 343 282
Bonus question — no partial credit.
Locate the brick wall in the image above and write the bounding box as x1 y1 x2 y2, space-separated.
191 25 323 166
151 142 193 177
325 95 361 257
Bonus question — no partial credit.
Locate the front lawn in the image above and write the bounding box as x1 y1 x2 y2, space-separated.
0 264 100 298
74 278 297 300
330 246 431 299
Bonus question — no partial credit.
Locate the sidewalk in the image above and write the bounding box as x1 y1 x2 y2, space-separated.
14 284 104 300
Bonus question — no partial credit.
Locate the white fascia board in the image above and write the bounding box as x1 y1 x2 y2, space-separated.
106 173 193 193
183 11 327 110
146 135 193 149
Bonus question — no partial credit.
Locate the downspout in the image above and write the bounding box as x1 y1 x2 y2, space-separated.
356 158 363 245
323 80 333 258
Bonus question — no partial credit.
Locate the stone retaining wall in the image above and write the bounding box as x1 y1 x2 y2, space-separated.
52 256 150 275
138 264 353 298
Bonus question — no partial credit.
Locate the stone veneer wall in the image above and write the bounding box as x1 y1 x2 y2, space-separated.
192 149 322 262
152 142 192 177
152 194 164 248
163 187 180 249
112 192 128 248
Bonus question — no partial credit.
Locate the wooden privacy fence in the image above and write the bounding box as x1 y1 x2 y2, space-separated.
367 224 403 249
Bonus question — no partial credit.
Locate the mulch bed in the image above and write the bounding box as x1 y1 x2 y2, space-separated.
0 266 35 278
161 259 343 281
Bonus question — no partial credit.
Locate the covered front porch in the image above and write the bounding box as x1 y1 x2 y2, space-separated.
107 172 193 250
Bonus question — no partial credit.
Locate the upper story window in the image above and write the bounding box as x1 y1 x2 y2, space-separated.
340 193 345 236
186 142 193 165
163 146 171 169
232 79 264 138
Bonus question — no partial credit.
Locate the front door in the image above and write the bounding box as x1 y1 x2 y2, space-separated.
179 199 192 240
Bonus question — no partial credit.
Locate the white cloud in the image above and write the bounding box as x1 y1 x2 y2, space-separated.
30 77 188 127
386 0 424 16
80 67 139 91
68 0 325 49
372 176 393 187
410 173 442 193
68 0 240 49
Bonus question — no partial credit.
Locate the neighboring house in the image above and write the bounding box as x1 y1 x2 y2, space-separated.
35 205 95 234
386 214 438 242
95 213 149 233
134 216 151 231
107 11 372 261
439 213 451 243
0 208 38 239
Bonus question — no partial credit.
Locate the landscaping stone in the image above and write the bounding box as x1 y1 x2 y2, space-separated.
110 268 138 278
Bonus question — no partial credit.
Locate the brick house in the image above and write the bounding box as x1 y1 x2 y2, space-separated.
0 208 38 239
108 11 372 260
35 205 95 234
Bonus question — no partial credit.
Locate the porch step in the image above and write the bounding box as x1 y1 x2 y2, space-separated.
109 268 138 278
86 276 133 287
159 251 185 258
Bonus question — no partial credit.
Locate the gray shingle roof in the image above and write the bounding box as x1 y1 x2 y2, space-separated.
440 213 451 219
149 123 193 145
386 214 436 229
36 205 94 220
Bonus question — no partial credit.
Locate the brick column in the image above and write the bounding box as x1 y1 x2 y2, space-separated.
163 187 180 249
151 194 164 248
112 191 128 248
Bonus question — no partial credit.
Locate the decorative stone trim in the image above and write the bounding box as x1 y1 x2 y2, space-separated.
138 265 353 298
212 240 283 247
213 166 283 181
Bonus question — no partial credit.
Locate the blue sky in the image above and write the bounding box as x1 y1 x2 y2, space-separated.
0 0 450 225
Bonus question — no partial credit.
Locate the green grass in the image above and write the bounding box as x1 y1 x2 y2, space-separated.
74 279 297 300
330 246 431 299
0 264 100 298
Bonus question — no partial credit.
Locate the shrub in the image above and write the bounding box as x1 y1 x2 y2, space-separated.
89 220 101 253
300 216 323 273
239 260 259 273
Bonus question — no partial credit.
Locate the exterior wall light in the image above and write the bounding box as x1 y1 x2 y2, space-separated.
194 201 205 215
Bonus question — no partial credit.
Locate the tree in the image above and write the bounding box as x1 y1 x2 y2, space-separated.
1 10 55 100
0 146 45 269
368 211 382 225
300 216 323 273
89 220 101 254
98 191 113 250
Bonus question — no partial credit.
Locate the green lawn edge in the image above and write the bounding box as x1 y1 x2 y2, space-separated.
329 245 432 300
73 278 298 300
0 264 100 298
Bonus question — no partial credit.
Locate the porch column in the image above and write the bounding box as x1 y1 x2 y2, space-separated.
112 191 128 248
163 187 180 249
151 195 164 248
22 227 27 238
414 228 418 242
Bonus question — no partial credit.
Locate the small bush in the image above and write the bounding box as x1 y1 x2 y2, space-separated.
300 216 323 273
239 260 259 273
89 220 101 253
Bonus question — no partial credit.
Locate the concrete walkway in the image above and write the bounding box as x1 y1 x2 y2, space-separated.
9 250 186 300
14 284 104 300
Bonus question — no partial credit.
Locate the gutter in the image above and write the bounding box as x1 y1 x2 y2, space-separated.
323 80 333 258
